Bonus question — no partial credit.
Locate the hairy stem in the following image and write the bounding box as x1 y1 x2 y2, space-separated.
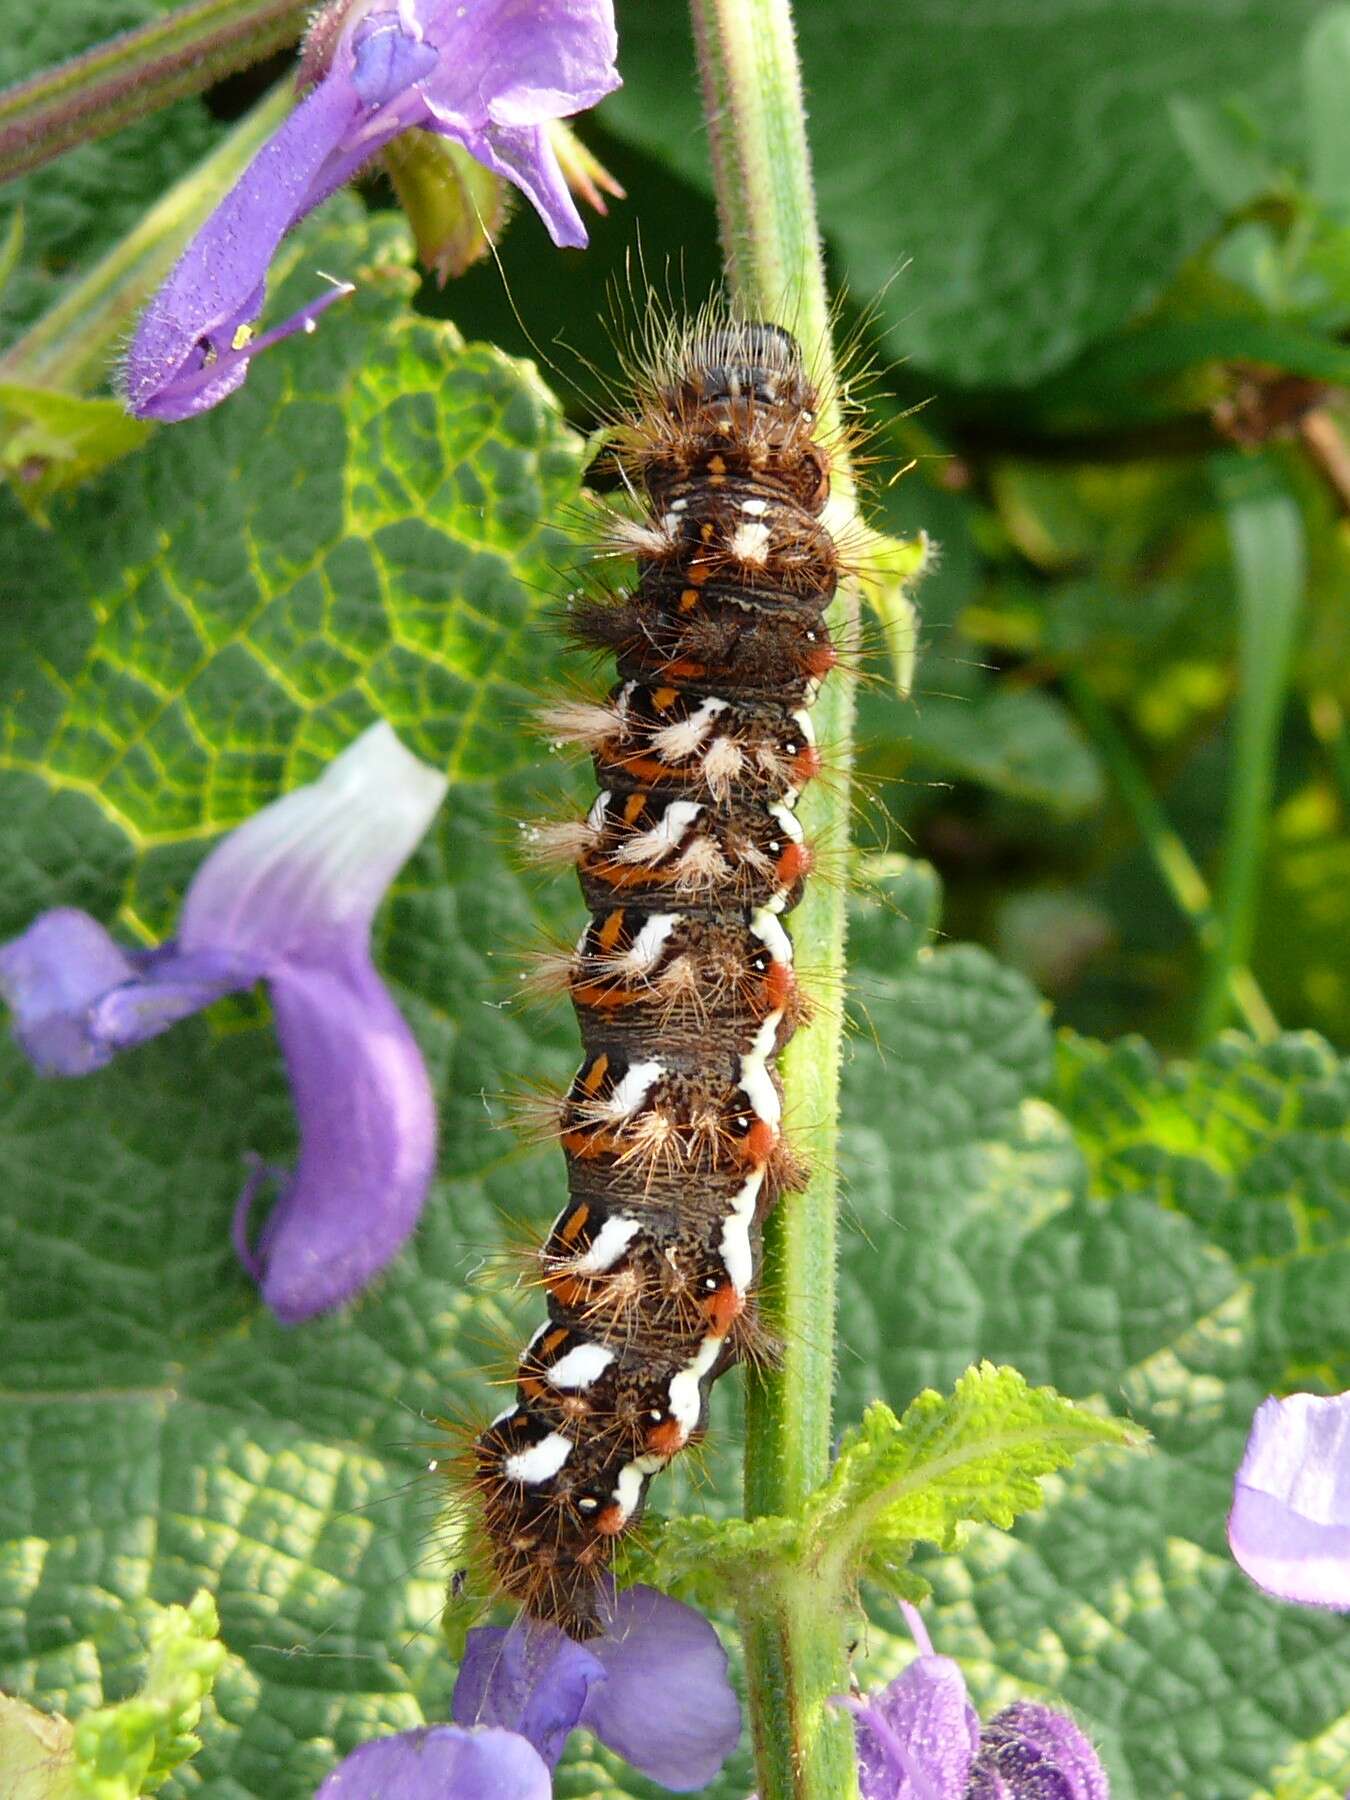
689 2 859 1796
0 0 308 185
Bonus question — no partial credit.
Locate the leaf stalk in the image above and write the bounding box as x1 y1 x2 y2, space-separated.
0 0 308 185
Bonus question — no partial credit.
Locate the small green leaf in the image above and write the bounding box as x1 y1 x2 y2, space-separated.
1169 95 1278 214
68 1592 224 1798
807 1364 1141 1588
0 382 151 522
860 529 929 697
0 1693 76 1800
1304 4 1350 218
653 1515 801 1605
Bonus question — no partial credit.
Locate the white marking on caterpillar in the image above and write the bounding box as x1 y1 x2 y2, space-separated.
607 515 675 556
740 497 769 516
667 1334 724 1435
544 1341 616 1390
650 697 728 761
750 908 794 966
701 735 745 795
622 912 680 972
739 1015 783 1129
769 801 805 844
586 790 612 832
571 1215 643 1273
792 708 815 746
609 1452 666 1523
600 1059 663 1118
489 1403 520 1429
730 520 772 565
503 1432 573 1485
615 799 703 864
719 1168 766 1293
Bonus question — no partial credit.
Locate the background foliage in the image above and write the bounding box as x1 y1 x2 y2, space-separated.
2 1 1349 1795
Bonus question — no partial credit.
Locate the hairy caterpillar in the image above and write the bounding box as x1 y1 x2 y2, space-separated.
467 316 839 1638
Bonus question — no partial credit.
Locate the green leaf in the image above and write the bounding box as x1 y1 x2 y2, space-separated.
903 687 1105 814
0 1595 223 1800
859 529 928 698
1304 4 1350 217
807 1367 1138 1585
72 1593 225 1798
836 876 1350 1797
652 1516 801 1609
603 0 1329 386
0 1693 76 1800
1169 95 1280 214
0 383 151 521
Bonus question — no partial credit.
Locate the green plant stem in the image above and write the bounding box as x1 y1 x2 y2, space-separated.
689 3 859 1796
1197 453 1305 1041
0 0 308 185
0 81 294 392
1065 673 1279 1040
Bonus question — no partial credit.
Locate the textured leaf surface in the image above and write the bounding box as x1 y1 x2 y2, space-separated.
808 1367 1137 1579
838 879 1350 1799
73 1592 226 1798
603 0 1332 386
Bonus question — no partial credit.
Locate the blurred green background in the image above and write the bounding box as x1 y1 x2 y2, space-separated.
3 3 1350 1796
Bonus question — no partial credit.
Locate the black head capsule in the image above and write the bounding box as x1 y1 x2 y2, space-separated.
686 322 805 407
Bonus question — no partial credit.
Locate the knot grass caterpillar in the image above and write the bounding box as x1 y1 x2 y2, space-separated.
461 316 840 1639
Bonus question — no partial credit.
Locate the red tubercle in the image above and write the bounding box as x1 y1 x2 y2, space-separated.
775 841 813 886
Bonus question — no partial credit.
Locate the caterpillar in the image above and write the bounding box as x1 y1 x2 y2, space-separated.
468 316 839 1639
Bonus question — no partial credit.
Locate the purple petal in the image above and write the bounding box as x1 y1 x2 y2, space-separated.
580 1585 742 1793
839 1656 979 1800
191 723 448 1323
452 1616 605 1770
244 952 438 1321
458 120 587 248
179 723 447 967
968 1703 1110 1800
316 1724 550 1799
88 943 262 1048
1228 1392 1350 1609
412 0 620 124
351 13 440 107
125 72 368 420
0 909 142 1075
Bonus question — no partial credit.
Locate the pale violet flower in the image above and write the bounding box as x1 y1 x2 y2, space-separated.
1228 1391 1350 1609
0 722 446 1324
838 1606 1109 1799
320 1585 742 1795
126 0 620 420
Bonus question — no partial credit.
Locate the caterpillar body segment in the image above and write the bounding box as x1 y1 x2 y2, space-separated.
470 319 837 1637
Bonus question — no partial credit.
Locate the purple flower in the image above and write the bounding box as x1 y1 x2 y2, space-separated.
1228 1391 1350 1609
0 722 447 1324
838 1606 979 1800
322 1585 741 1795
839 1606 1109 1800
968 1703 1110 1799
315 1724 550 1799
126 0 620 421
